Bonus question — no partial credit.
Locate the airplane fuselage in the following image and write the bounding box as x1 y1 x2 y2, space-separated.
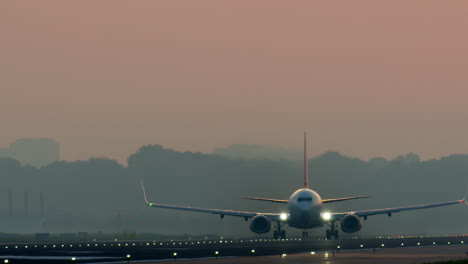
287 188 323 229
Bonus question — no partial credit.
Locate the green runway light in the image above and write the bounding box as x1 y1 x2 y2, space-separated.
149 203 153 206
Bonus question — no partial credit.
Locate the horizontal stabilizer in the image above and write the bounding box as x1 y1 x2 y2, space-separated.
240 197 288 203
322 196 371 204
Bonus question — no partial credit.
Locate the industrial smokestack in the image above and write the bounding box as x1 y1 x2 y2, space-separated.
8 189 12 217
24 191 28 216
40 192 44 218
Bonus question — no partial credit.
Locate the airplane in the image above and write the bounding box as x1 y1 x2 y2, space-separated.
141 133 467 239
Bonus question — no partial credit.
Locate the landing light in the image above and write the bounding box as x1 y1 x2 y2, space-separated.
280 213 288 221
321 212 332 221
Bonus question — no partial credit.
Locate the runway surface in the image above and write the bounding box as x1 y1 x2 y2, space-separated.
137 246 468 264
0 235 466 264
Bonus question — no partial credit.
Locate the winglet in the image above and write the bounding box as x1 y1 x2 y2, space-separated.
304 132 309 188
140 180 152 206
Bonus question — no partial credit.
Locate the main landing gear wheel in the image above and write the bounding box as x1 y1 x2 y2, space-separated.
326 222 340 240
273 223 286 239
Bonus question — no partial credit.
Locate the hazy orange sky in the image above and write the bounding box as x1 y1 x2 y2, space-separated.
1 1 467 163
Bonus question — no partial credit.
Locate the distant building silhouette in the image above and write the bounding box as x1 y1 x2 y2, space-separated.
0 138 59 167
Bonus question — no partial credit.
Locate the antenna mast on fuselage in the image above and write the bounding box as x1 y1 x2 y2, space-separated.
304 132 309 189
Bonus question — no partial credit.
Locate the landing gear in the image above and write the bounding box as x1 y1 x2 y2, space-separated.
302 231 309 238
273 222 286 239
326 222 339 240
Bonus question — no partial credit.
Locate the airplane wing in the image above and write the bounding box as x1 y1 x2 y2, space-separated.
330 198 467 221
141 182 286 222
322 196 371 204
240 195 371 204
240 196 288 203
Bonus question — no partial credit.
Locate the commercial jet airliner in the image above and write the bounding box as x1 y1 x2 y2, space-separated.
141 133 467 239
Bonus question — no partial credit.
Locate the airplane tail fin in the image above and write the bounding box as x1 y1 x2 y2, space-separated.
304 132 309 188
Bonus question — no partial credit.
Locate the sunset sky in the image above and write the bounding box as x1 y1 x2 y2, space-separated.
1 1 467 163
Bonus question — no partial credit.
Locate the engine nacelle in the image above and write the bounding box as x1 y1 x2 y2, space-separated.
249 215 271 234
340 214 362 233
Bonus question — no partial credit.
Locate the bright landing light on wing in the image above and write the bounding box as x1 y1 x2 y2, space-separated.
321 212 332 221
280 213 288 221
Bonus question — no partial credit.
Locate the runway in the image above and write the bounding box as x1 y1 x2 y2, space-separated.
0 235 466 264
137 246 468 264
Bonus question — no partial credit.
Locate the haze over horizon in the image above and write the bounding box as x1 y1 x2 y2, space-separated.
1 1 468 163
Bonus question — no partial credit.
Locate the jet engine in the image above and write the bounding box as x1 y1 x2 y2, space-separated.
340 214 362 233
249 215 271 234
